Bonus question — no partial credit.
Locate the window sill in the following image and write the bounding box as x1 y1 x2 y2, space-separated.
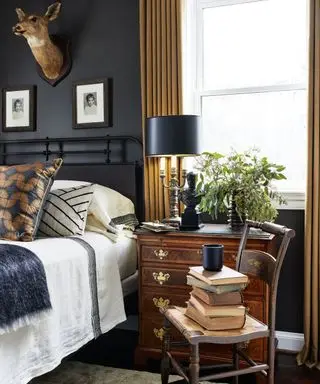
274 192 305 211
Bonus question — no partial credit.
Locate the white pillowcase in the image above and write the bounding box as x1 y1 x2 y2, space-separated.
51 180 90 190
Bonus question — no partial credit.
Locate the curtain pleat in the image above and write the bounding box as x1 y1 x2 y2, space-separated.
140 0 183 221
297 0 320 369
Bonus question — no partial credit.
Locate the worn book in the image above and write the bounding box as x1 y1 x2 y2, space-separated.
185 302 246 331
188 295 246 317
140 222 177 232
191 287 243 306
189 265 248 286
186 275 248 294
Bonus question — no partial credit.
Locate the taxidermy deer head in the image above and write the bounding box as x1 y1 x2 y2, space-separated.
12 2 71 85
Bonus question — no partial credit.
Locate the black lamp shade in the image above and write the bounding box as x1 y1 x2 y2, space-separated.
145 115 202 157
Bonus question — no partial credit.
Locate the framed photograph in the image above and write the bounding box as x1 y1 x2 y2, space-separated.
72 78 112 129
1 85 36 132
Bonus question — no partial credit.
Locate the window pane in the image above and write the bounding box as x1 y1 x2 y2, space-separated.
203 0 307 90
201 90 307 192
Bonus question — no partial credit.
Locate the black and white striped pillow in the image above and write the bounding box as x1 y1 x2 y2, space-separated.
37 184 94 237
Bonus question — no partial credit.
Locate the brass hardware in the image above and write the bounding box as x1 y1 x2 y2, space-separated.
153 271 170 285
197 249 203 255
154 327 165 341
154 249 168 260
232 254 236 261
153 297 170 309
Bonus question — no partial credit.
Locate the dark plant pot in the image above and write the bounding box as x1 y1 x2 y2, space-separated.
227 195 246 229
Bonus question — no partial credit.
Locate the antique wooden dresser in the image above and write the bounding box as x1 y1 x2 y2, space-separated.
134 224 276 367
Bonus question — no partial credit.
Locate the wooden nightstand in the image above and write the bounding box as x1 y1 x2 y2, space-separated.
134 224 276 367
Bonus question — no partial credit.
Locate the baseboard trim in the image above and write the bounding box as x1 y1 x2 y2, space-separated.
276 331 304 352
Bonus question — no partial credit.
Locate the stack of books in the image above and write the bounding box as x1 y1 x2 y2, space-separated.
185 265 249 331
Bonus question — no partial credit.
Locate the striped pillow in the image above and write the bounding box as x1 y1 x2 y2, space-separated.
37 184 94 237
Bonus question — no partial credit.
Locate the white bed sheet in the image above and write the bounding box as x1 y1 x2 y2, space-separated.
0 232 132 384
84 230 137 280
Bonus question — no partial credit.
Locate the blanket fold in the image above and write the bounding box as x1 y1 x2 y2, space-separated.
0 244 52 335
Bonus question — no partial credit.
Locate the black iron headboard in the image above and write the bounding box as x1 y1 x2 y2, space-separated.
0 135 144 221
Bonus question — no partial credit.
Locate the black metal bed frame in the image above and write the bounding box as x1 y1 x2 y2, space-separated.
0 135 144 220
0 135 143 165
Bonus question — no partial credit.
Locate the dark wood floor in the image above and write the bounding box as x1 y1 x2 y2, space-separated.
273 352 320 384
72 327 320 384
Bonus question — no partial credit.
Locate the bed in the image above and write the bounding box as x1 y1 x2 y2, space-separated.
0 135 143 384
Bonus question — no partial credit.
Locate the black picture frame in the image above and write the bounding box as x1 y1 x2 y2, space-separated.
1 85 36 132
72 78 113 129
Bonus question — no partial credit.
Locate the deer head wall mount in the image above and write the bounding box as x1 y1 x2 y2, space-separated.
13 2 72 87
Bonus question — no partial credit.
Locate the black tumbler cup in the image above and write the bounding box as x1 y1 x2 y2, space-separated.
202 244 224 271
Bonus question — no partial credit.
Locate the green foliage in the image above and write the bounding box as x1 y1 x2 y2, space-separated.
195 148 287 222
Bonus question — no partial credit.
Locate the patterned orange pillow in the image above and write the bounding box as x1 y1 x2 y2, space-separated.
0 158 63 241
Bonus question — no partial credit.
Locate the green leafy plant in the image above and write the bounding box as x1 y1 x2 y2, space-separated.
195 148 287 222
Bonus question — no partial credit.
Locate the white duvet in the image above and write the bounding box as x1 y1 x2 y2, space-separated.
0 232 126 384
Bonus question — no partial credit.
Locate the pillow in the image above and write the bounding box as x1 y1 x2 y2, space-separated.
0 158 63 241
37 184 94 237
51 180 90 190
86 184 139 235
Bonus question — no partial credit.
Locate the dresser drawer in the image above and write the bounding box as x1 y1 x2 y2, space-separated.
141 266 189 288
141 245 242 266
244 298 265 323
140 316 186 348
141 289 190 315
200 333 264 362
140 314 263 362
141 245 201 264
243 276 264 296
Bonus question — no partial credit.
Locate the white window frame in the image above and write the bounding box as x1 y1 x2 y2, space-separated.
183 0 307 210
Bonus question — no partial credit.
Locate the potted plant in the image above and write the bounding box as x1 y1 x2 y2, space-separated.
195 148 287 227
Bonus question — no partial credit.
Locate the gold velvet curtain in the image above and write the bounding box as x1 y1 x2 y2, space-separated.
297 0 320 369
139 0 183 221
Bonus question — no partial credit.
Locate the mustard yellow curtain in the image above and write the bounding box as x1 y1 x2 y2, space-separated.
297 0 320 369
140 0 183 221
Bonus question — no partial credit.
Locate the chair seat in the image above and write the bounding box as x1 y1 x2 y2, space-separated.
162 306 269 345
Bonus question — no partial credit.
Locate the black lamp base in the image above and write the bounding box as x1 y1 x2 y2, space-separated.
179 208 204 231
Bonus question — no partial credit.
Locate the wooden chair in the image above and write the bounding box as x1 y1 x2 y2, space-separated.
160 220 295 384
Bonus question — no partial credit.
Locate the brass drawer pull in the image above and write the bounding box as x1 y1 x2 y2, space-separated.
153 271 170 285
232 254 236 261
154 327 165 341
153 297 170 309
154 249 168 260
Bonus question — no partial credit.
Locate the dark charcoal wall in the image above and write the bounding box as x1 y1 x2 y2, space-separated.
0 1 304 335
275 210 304 333
0 0 141 140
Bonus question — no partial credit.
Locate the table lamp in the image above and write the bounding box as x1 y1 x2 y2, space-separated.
145 115 202 226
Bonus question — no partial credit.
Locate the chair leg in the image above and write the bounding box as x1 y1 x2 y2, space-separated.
161 319 171 384
268 333 275 384
232 344 239 384
189 344 200 384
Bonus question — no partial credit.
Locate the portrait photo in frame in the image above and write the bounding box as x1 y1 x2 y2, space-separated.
1 85 36 132
72 78 112 129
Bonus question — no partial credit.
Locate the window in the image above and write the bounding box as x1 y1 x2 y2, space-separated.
183 0 308 208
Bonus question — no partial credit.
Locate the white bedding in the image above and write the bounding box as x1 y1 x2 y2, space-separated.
0 232 135 384
85 230 137 280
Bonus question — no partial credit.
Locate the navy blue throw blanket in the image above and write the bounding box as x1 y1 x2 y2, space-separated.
0 244 51 333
